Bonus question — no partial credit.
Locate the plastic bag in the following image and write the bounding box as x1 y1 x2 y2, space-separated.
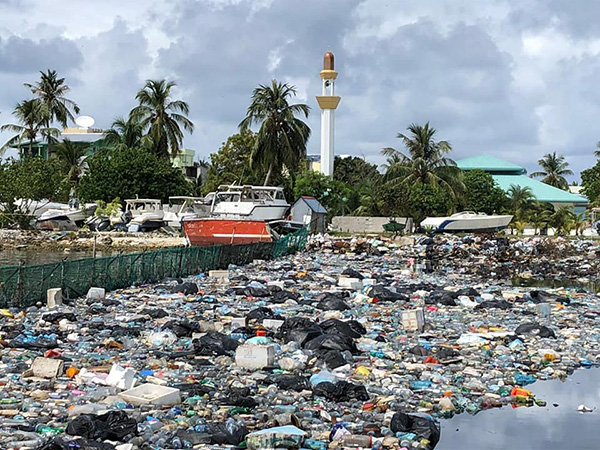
246 425 306 450
312 381 369 402
9 334 57 349
66 411 137 441
474 300 512 310
316 295 351 311
367 285 407 302
193 332 240 356
264 374 310 392
515 322 556 338
320 319 364 338
390 412 440 448
304 333 358 353
38 437 116 449
171 282 198 295
207 418 247 445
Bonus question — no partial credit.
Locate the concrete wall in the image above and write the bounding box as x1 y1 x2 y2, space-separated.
331 216 411 234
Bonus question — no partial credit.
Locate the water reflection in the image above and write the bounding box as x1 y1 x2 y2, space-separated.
438 369 599 450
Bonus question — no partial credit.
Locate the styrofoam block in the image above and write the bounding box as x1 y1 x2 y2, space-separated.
267 281 285 290
47 288 62 307
401 308 425 331
235 344 275 369
119 383 181 406
105 364 136 390
209 270 230 280
31 357 64 379
231 317 246 329
263 319 285 331
338 277 363 290
87 287 106 300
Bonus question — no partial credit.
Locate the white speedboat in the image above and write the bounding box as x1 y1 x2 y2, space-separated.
124 199 165 232
420 211 513 233
36 200 96 229
209 185 290 221
163 196 211 229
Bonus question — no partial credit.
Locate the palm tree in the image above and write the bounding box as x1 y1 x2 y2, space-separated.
103 115 146 149
0 99 58 156
25 70 80 146
381 122 464 200
549 206 576 236
595 142 600 158
239 80 311 185
54 139 89 198
130 79 194 159
530 152 573 190
507 184 536 221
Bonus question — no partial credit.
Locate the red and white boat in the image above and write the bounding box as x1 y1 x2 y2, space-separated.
182 185 291 246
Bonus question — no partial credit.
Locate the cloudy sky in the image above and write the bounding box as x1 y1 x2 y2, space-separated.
1 0 599 178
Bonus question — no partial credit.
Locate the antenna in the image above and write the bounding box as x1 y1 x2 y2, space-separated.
75 116 95 129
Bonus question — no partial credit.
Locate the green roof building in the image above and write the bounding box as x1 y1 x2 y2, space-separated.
456 155 588 213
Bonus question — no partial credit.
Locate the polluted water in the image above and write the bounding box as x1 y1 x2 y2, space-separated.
0 233 598 449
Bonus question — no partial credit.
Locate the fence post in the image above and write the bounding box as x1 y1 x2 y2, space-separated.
16 262 24 307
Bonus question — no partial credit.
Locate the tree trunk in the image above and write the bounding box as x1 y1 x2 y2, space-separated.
263 163 273 186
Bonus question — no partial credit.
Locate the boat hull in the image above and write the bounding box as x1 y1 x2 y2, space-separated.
183 219 273 246
421 215 513 233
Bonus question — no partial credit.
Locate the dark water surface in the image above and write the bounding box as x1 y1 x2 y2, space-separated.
438 368 599 450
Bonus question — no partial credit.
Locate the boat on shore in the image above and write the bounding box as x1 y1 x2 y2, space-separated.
420 211 513 233
123 199 165 232
183 185 293 246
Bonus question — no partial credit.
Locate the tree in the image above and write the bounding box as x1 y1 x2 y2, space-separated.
406 182 453 225
528 202 553 235
462 169 508 214
54 139 89 198
549 206 576 236
131 79 194 159
530 152 573 190
382 122 463 202
103 115 146 150
334 156 380 186
0 99 58 156
78 147 191 203
202 131 262 194
0 157 66 228
581 161 600 205
25 70 80 145
293 171 350 216
239 80 310 185
595 142 600 159
507 184 536 221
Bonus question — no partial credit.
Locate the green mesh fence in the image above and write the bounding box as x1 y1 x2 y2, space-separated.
0 227 308 308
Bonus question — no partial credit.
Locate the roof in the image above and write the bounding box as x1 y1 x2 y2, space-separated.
492 174 588 204
296 196 327 213
456 155 527 174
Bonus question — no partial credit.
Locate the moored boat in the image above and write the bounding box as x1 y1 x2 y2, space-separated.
183 185 291 246
420 211 513 233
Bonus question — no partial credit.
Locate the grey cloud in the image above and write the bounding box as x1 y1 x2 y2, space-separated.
0 35 83 74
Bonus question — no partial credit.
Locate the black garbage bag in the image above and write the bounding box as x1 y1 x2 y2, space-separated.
220 387 257 407
320 319 363 339
193 332 240 356
246 307 284 325
243 287 270 297
515 322 556 338
529 290 555 303
456 287 479 298
271 290 299 303
304 333 358 353
409 345 429 356
9 334 57 349
66 411 137 441
207 419 247 446
316 349 347 369
171 282 198 295
313 381 369 402
346 320 367 336
264 374 310 392
474 300 512 310
316 295 351 311
279 317 323 346
38 437 116 449
368 285 407 302
41 312 77 323
140 308 169 319
163 319 198 337
341 268 364 280
390 412 440 448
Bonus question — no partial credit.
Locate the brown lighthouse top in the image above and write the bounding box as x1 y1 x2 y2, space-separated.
323 52 334 70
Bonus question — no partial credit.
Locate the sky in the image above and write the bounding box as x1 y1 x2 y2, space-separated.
0 0 599 179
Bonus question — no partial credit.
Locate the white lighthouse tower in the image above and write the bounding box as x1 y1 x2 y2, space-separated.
316 51 340 177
